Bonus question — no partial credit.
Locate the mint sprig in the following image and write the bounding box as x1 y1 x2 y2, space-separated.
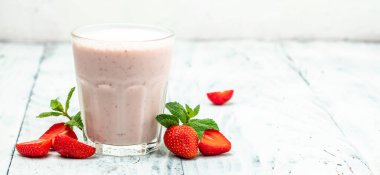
156 114 179 128
36 87 83 130
65 112 83 130
165 102 188 124
156 102 219 138
187 119 219 138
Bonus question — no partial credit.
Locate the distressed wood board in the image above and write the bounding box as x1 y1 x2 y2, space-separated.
0 40 379 175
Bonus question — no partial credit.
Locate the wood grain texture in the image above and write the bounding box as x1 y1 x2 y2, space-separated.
170 41 373 175
282 41 380 174
0 43 44 175
2 41 380 175
7 43 183 175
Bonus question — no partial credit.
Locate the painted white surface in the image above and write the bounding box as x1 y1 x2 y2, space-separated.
0 43 43 175
1 40 380 174
0 0 380 41
283 41 380 174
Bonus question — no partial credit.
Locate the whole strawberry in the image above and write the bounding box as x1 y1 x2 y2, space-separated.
164 125 198 159
156 102 220 159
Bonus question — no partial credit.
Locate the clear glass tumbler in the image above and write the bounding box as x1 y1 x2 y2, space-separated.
71 23 174 156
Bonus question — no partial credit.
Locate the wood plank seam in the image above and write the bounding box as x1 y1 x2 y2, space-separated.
281 46 311 86
180 159 184 175
5 44 48 175
6 43 185 175
278 42 374 175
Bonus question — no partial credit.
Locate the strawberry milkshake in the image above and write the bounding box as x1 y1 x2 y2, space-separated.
71 23 174 156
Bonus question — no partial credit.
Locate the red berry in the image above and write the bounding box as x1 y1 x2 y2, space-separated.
164 125 198 159
53 135 95 159
199 130 231 156
39 122 77 146
16 139 52 157
207 90 234 105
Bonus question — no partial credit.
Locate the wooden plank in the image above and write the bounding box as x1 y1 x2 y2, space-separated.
0 43 44 175
172 41 372 174
8 43 184 175
282 41 380 174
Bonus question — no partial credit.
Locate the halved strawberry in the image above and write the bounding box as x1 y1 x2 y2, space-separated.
198 130 231 156
53 135 95 159
16 139 52 157
39 122 77 146
207 90 234 105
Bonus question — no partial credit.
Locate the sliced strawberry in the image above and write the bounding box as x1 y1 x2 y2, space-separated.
198 130 231 156
53 135 95 159
59 129 78 140
207 90 234 105
39 122 77 145
16 139 52 157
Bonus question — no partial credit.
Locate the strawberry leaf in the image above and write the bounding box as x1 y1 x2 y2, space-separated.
65 87 75 113
156 114 179 128
50 99 64 112
187 118 219 138
37 111 63 118
165 102 188 124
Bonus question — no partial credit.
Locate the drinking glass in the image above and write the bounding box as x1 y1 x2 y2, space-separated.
71 23 174 156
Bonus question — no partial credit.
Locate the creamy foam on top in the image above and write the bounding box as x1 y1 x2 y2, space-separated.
73 24 172 42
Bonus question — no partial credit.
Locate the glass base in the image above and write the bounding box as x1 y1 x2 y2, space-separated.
85 138 160 156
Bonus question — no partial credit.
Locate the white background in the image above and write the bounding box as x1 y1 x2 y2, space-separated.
0 0 380 41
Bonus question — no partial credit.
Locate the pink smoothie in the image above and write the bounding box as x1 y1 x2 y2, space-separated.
72 25 173 146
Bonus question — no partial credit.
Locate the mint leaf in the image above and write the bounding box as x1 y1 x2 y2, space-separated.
165 102 188 124
65 112 83 130
38 87 83 131
65 87 75 113
156 114 179 128
185 104 194 118
193 105 200 116
187 118 219 138
50 99 64 112
37 111 62 118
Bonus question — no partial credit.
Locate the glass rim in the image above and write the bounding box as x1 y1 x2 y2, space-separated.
71 23 175 43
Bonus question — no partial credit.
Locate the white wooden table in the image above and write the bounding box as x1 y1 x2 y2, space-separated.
1 40 379 175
